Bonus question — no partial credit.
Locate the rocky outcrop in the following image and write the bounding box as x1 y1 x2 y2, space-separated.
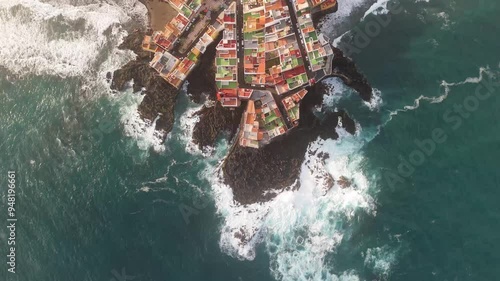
111 30 179 136
186 33 245 151
329 47 373 101
186 33 222 104
192 102 245 150
222 83 356 205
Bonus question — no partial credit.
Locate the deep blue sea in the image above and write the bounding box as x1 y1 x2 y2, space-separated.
1 0 499 280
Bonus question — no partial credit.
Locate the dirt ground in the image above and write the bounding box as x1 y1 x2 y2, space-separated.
143 0 178 31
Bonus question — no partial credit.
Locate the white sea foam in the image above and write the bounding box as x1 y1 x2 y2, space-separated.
362 0 390 20
178 102 213 156
0 0 146 80
387 66 494 121
436 11 452 30
117 89 166 153
322 77 351 106
177 86 220 157
320 0 376 40
322 78 383 111
364 245 398 280
205 126 379 280
323 0 391 54
0 0 155 150
365 88 383 111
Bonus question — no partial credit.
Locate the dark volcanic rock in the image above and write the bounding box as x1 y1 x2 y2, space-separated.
329 47 373 101
192 102 245 150
186 33 222 104
187 32 242 150
111 30 179 136
222 83 357 205
337 176 352 189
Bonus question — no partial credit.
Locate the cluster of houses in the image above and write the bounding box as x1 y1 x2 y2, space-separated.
281 88 307 126
141 0 337 148
238 87 308 148
142 0 224 88
214 2 245 107
240 90 287 148
294 0 334 76
242 0 310 94
212 0 335 148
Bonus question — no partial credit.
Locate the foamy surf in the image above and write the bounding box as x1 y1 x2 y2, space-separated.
363 245 398 279
205 125 381 280
319 0 377 40
322 77 383 111
178 102 220 157
117 89 166 153
177 94 221 157
362 0 390 20
387 66 496 122
0 0 146 81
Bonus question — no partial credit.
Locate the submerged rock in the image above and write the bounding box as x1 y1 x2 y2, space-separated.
337 176 352 189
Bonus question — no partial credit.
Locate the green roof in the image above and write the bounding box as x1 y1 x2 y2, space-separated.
216 58 237 66
181 5 192 17
244 75 252 83
217 81 238 89
265 112 278 124
308 31 318 41
188 52 197 61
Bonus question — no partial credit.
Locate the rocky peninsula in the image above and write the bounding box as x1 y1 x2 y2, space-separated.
112 0 373 205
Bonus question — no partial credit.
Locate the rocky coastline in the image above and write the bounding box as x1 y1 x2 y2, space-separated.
111 30 179 135
112 0 373 205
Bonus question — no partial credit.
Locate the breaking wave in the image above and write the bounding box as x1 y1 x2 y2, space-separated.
117 89 166 153
363 245 398 280
0 0 146 81
319 0 377 40
362 0 390 20
322 77 383 111
0 0 161 152
204 122 386 280
177 93 219 157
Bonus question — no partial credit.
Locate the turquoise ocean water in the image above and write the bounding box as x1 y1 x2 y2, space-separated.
1 0 499 280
